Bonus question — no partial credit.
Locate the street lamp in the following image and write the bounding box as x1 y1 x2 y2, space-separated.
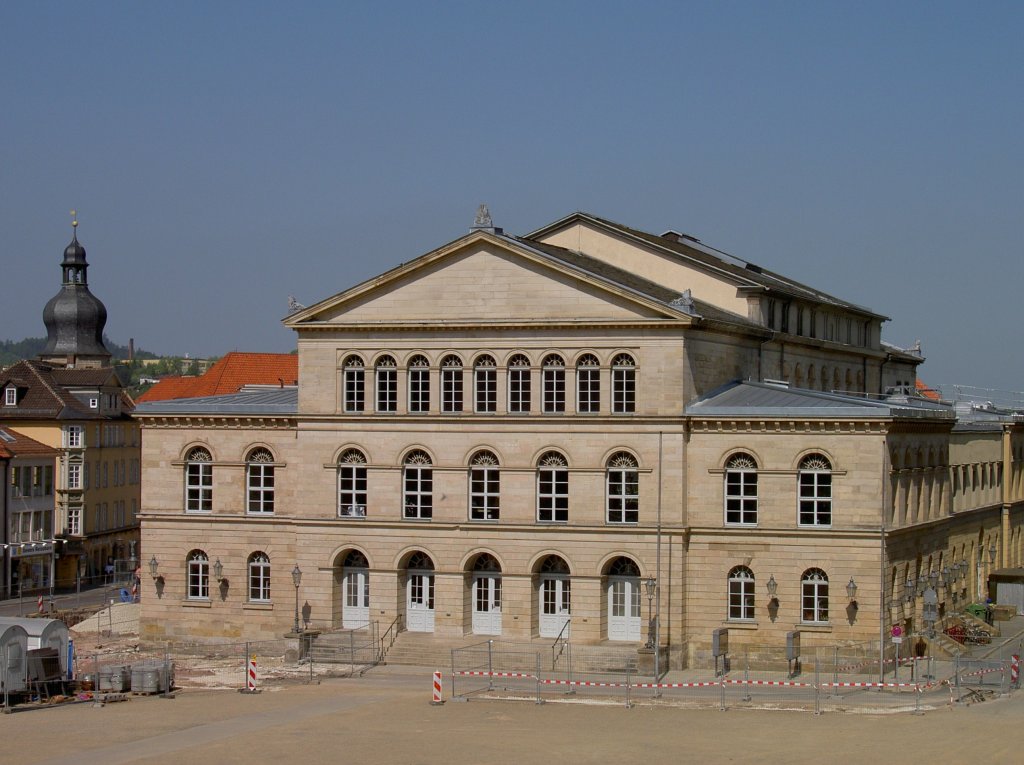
988 543 997 565
212 558 224 583
846 577 858 603
148 555 160 580
644 576 656 650
291 564 303 634
766 574 778 603
903 576 915 605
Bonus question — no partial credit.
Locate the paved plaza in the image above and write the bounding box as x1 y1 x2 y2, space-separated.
2 661 1023 765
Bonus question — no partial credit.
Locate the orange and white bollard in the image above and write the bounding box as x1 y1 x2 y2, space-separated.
37 594 43 613
248 655 258 691
1012 655 1019 688
431 671 444 705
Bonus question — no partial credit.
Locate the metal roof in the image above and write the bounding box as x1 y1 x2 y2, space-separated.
133 387 298 416
686 381 955 419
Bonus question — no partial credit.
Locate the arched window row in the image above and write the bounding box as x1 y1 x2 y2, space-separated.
725 566 831 624
723 451 834 528
184 445 283 516
340 351 637 416
185 549 273 604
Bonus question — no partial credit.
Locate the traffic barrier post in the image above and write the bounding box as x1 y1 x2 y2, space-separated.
431 671 444 705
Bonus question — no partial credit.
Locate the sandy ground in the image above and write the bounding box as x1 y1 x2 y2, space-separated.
3 663 1022 765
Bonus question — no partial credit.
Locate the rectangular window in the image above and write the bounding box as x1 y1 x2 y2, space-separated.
188 558 209 600
475 366 496 412
442 365 463 412
508 366 531 413
247 461 275 514
611 366 635 414
409 366 430 413
186 463 213 512
65 425 83 448
67 507 81 536
725 470 758 525
376 366 397 412
607 468 639 524
344 366 365 412
577 365 600 413
799 472 832 526
338 464 367 517
537 468 568 522
4 388 15 406
403 467 433 519
470 466 500 520
542 365 565 413
67 463 82 490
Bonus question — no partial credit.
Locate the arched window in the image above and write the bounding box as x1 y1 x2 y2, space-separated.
185 447 212 513
375 355 397 412
577 354 600 413
441 354 464 413
337 449 367 517
725 453 758 525
248 552 270 602
537 451 568 523
403 450 433 519
474 355 497 413
246 447 275 515
611 354 636 414
408 355 430 413
798 453 832 526
508 354 531 413
342 355 365 413
801 568 829 623
728 566 755 621
542 354 565 413
606 452 639 524
469 450 500 521
187 550 209 600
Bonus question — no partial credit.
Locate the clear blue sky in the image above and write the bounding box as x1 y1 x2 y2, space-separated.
3 2 1021 391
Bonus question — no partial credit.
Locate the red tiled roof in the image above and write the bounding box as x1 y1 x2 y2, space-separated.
0 427 59 458
137 352 298 402
916 379 941 401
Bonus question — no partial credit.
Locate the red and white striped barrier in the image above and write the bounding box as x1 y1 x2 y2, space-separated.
431 671 444 705
635 681 721 689
1012 655 1019 686
823 681 923 689
37 594 43 612
726 679 812 688
960 666 1004 680
540 679 628 688
247 655 257 691
456 670 534 679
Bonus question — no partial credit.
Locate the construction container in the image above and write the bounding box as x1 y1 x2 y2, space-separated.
98 664 131 692
0 623 30 696
0 618 70 675
131 660 174 694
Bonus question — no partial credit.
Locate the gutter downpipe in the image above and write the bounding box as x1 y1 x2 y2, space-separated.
880 430 892 685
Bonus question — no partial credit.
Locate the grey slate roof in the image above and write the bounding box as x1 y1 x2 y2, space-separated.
133 387 298 416
686 381 955 419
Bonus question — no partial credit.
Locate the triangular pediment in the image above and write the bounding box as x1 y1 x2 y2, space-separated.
285 232 693 328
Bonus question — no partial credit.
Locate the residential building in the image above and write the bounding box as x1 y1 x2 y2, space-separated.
0 428 58 597
133 209 1021 665
1 221 141 585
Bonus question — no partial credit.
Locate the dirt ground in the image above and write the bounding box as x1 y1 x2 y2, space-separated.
3 662 1022 765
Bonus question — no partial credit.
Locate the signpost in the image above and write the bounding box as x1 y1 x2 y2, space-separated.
891 625 903 681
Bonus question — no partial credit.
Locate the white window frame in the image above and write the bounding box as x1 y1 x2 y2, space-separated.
441 355 463 413
728 566 755 621
611 354 636 414
246 447 275 515
67 506 81 536
343 356 365 413
185 448 213 513
469 451 500 521
408 355 430 413
537 452 568 523
65 425 83 448
542 355 566 413
576 354 600 414
507 354 531 414
606 452 639 524
187 551 210 600
403 451 433 520
248 552 271 602
725 453 758 526
474 355 497 413
375 356 397 413
4 387 15 406
801 569 829 624
798 454 832 527
337 449 367 518
67 463 82 490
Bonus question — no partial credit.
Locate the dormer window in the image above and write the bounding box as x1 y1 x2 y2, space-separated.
89 397 99 409
4 387 15 406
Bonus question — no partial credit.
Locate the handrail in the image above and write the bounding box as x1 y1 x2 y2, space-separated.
379 613 404 662
551 618 571 669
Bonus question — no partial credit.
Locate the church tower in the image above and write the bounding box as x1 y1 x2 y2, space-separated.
38 214 112 368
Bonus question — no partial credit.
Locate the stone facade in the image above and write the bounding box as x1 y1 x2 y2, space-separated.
134 212 1023 665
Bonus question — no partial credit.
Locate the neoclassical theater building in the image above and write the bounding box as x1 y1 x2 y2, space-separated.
134 210 1024 665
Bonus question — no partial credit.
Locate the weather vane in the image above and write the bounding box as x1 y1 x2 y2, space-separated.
70 209 78 229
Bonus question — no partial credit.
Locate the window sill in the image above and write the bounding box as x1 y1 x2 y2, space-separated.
606 521 639 526
183 599 212 608
469 518 500 523
184 510 213 515
337 514 367 520
243 602 273 611
723 620 759 629
797 623 832 632
403 517 433 522
245 512 276 518
797 524 832 529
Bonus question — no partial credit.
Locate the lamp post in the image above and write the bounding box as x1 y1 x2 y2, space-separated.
766 574 778 602
292 564 303 634
213 558 224 583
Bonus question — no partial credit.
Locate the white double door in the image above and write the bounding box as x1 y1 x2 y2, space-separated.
608 577 641 642
472 574 502 635
406 572 435 632
342 568 369 629
539 576 571 638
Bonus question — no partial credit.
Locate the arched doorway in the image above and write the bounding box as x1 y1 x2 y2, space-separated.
471 553 502 635
405 551 435 632
341 550 369 629
606 556 641 641
537 555 571 638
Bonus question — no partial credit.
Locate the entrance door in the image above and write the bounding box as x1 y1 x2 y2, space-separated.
539 576 571 638
342 567 369 629
472 575 502 635
608 577 641 641
406 571 435 632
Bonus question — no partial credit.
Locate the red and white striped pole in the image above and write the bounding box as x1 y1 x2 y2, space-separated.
37 594 43 613
247 655 258 692
1011 655 1019 688
431 671 444 705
